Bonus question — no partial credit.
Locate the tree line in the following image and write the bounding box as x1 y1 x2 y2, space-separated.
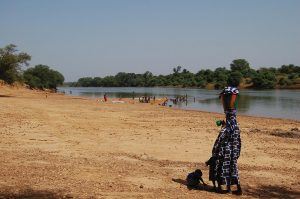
71 59 300 89
1 44 299 90
0 44 64 89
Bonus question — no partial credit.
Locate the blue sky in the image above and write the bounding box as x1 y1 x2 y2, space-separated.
1 0 299 81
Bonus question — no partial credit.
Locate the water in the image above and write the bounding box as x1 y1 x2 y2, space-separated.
58 87 300 120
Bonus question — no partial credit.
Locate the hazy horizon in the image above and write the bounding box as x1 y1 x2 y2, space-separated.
1 0 300 81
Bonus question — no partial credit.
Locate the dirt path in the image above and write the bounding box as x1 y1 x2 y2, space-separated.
0 86 299 198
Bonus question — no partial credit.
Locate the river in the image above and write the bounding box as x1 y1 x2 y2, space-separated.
58 87 300 120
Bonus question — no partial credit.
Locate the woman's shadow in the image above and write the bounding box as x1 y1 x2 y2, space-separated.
172 178 216 192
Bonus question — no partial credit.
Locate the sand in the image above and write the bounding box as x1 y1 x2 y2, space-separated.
0 85 299 198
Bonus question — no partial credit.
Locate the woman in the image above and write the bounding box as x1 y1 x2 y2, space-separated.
212 86 242 195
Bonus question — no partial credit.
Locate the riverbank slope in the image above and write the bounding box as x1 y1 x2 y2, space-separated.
0 85 299 198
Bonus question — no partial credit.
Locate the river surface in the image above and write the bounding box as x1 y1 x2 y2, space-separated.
58 87 300 120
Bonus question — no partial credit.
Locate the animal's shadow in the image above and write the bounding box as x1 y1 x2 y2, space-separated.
172 178 216 192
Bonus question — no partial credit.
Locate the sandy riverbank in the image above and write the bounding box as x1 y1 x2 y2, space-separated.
0 85 299 198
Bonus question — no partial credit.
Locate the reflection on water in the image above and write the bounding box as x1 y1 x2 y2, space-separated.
58 87 300 120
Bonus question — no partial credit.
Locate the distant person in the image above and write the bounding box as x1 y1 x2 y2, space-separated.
145 96 149 103
162 97 168 106
210 82 242 195
104 93 108 102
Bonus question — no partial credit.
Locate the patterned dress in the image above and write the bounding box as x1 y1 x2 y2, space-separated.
212 87 241 187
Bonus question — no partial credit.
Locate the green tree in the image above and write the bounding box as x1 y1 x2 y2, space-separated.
154 75 167 86
180 68 196 87
247 68 258 79
118 72 141 87
71 62 300 89
173 66 182 74
252 71 277 89
143 71 154 87
77 77 93 87
135 74 145 87
230 59 251 77
195 69 214 84
213 67 230 89
195 77 207 88
279 64 296 74
23 65 64 89
227 71 242 87
102 76 117 87
0 44 31 84
259 67 278 74
195 69 207 88
93 77 103 86
278 77 292 86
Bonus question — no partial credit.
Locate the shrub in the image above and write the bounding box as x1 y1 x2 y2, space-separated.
23 65 64 89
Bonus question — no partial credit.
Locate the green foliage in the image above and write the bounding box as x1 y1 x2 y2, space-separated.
247 68 258 79
143 71 154 87
279 64 300 74
278 77 292 86
173 66 182 74
0 44 31 84
23 65 64 89
93 77 103 86
77 77 94 87
288 73 299 80
70 59 299 89
227 71 243 87
1 44 298 90
252 70 277 89
102 76 117 87
259 67 278 75
230 59 251 77
213 67 230 89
